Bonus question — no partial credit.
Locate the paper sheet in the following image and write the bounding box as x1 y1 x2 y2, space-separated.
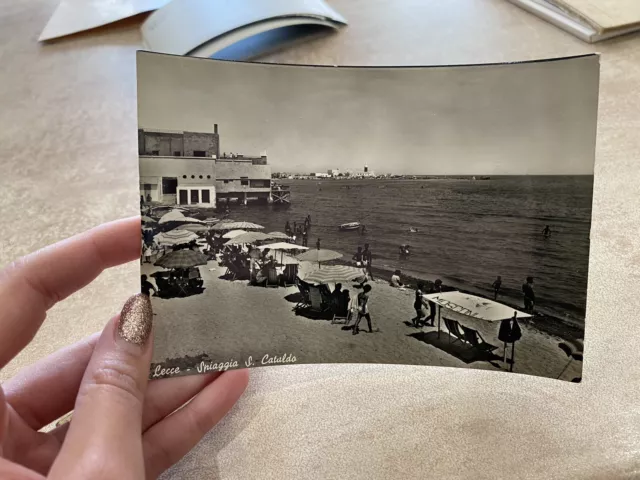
40 0 170 41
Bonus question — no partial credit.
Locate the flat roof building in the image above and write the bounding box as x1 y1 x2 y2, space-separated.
139 125 272 206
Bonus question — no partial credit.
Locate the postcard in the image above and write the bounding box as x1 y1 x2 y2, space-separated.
137 52 599 382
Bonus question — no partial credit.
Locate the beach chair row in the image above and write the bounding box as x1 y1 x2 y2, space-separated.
443 317 497 354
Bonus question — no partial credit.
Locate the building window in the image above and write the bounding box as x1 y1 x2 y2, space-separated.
174 151 181 156
152 150 159 156
202 190 210 203
240 176 249 186
183 175 187 179
191 175 195 179
207 175 211 179
162 177 177 195
199 175 203 179
191 190 199 203
193 150 206 157
223 180 230 184
250 180 270 188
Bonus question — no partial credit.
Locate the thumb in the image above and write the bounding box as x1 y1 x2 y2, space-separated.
50 294 153 480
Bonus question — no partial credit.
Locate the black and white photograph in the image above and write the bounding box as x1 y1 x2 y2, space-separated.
138 51 598 381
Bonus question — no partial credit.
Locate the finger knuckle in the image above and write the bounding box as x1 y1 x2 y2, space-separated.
79 357 144 407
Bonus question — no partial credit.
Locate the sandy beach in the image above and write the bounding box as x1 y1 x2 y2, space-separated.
143 259 582 381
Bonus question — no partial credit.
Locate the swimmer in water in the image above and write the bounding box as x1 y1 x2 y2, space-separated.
542 225 551 237
409 227 418 233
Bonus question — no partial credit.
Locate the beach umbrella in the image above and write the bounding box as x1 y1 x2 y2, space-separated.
154 249 208 269
154 229 199 246
224 231 271 245
214 221 264 231
423 290 532 368
266 231 290 240
210 222 236 231
258 242 308 265
159 209 205 225
295 249 343 268
279 254 300 265
258 243 308 252
422 291 531 322
302 265 366 285
179 223 211 233
203 218 221 224
141 215 156 224
222 229 248 239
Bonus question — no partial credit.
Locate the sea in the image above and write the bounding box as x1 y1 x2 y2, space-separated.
223 176 593 328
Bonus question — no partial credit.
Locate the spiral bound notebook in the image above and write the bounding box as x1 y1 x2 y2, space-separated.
507 0 640 42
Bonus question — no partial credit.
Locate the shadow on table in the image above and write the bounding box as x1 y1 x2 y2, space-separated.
408 331 502 366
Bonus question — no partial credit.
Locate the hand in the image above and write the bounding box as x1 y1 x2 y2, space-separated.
0 218 248 479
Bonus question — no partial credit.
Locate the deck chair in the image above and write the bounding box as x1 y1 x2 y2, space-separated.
460 325 498 353
331 297 351 325
294 282 311 310
225 263 237 280
282 265 298 287
443 318 466 345
266 267 279 288
308 285 330 314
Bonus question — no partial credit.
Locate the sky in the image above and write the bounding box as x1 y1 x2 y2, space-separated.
137 53 599 175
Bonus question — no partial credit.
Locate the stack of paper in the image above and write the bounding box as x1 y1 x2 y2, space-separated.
507 0 640 43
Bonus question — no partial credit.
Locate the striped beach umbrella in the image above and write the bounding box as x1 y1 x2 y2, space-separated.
222 229 248 239
224 231 271 245
212 221 264 231
258 243 308 252
266 231 290 240
154 229 199 246
179 223 211 233
154 249 208 269
159 209 205 225
301 265 366 284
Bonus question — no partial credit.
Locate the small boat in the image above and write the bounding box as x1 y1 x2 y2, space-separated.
339 222 361 231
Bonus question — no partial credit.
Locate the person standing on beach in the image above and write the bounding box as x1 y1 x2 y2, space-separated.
523 276 535 312
285 221 292 237
425 279 443 327
302 228 308 247
363 243 374 280
413 282 426 327
492 276 502 300
353 284 373 335
352 246 363 267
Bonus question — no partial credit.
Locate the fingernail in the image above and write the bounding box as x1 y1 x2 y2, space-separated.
117 294 153 348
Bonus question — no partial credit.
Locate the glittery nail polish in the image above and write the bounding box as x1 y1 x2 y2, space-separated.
117 293 153 346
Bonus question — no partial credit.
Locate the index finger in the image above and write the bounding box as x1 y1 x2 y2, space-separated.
0 216 141 368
